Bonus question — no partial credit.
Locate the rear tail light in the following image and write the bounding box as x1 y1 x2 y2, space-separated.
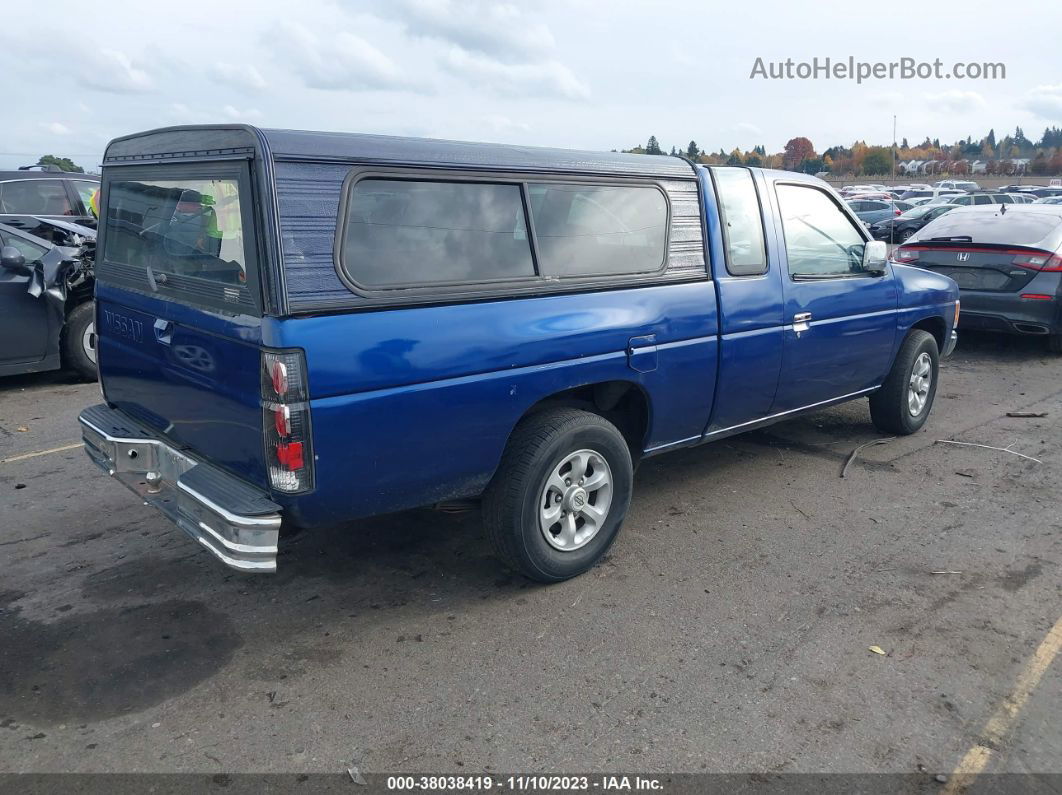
892 246 919 264
1012 251 1062 272
262 349 314 493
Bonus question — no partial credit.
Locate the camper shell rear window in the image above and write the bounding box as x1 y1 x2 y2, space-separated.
98 162 261 314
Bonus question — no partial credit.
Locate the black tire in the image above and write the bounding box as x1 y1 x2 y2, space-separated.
483 408 633 583
62 301 97 380
869 330 939 435
899 228 915 242
1049 335 1062 355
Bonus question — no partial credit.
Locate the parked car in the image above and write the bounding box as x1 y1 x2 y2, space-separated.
934 180 980 192
0 220 96 378
1003 193 1036 204
946 193 1013 206
0 169 99 241
847 198 913 225
79 125 958 580
907 197 937 207
893 204 1062 353
869 203 958 242
1033 196 1062 205
900 189 964 201
1025 187 1062 199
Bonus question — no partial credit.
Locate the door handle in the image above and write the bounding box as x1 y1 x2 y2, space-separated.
793 313 812 335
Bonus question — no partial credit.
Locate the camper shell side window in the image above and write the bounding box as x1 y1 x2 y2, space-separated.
333 167 673 300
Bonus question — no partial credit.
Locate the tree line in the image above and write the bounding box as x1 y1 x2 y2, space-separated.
619 127 1062 177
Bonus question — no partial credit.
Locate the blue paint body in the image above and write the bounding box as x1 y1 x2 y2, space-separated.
92 127 958 529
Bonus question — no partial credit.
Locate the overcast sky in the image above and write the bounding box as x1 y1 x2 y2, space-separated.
2 0 1060 171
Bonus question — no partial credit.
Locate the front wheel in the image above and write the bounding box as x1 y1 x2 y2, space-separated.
899 228 915 242
62 301 97 380
483 408 633 583
869 330 940 435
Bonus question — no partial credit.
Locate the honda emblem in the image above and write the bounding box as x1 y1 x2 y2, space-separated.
956 252 970 262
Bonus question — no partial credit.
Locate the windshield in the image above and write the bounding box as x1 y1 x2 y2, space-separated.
899 205 934 219
919 209 1062 246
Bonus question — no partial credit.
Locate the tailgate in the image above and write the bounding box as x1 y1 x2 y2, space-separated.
95 162 269 488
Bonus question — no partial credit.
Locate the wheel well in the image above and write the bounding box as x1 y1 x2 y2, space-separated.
521 381 651 460
910 316 945 351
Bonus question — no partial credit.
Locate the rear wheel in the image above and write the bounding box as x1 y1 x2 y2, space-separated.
62 301 97 380
869 330 939 435
483 408 633 583
899 228 915 242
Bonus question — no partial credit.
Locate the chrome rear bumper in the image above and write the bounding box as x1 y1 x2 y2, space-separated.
79 404 282 572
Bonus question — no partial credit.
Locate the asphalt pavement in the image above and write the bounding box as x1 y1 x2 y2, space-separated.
0 331 1059 780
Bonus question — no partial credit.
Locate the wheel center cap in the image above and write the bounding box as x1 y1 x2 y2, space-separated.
566 487 587 511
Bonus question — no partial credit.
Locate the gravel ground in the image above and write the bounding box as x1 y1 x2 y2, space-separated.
0 331 1059 778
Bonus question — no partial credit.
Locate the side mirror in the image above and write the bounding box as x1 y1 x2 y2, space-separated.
862 240 888 274
0 246 28 272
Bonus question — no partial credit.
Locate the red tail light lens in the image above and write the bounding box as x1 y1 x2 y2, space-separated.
275 441 305 471
262 349 313 493
1012 252 1062 272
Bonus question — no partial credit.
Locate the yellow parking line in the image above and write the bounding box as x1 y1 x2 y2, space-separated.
1 442 83 464
943 614 1062 793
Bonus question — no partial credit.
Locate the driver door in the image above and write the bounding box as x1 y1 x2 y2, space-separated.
768 181 898 413
0 230 52 365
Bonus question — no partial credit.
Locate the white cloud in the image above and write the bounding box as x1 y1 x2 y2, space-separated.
923 90 987 113
381 0 554 62
442 47 589 100
211 62 268 91
734 121 762 136
223 105 263 121
1021 84 1062 119
78 48 153 93
275 21 420 92
42 122 71 135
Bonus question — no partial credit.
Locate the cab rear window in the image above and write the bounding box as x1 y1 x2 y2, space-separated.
101 171 257 312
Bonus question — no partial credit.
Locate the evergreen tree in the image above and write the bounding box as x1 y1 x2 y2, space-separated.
645 136 663 155
686 140 700 160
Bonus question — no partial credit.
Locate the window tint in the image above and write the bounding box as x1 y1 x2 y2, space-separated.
711 168 766 275
776 184 866 277
528 183 667 277
0 179 74 215
0 232 48 262
342 179 533 288
103 177 249 291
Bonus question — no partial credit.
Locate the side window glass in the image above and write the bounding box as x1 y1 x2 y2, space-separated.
0 180 75 216
527 183 667 277
73 181 99 216
710 167 767 276
341 179 534 288
2 233 48 262
776 184 867 278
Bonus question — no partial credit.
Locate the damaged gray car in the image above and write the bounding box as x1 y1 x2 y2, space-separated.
0 218 96 379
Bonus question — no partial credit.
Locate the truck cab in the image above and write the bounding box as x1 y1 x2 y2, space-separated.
80 126 958 581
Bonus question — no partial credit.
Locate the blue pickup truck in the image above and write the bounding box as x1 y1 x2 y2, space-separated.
79 126 959 582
